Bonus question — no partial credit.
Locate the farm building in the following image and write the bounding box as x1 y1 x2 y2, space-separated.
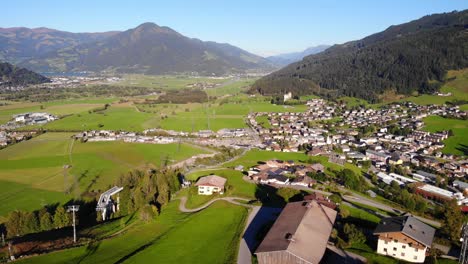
255 200 337 264
195 175 226 195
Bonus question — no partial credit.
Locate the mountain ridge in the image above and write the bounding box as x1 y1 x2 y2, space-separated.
0 61 50 86
8 23 273 75
266 45 331 66
251 10 468 102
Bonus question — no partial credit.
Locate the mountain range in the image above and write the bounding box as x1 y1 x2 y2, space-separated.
251 10 468 102
0 23 273 75
0 27 119 64
266 45 331 66
0 62 50 86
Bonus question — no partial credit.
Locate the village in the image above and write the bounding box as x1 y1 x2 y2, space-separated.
0 97 467 264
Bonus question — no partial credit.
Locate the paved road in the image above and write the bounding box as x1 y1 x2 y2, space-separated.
178 196 252 213
324 245 367 263
342 193 441 227
237 206 260 264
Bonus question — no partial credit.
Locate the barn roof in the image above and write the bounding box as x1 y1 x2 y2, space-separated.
255 200 337 263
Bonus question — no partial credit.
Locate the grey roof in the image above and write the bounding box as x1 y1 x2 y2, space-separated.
366 149 390 158
374 216 435 247
255 200 337 263
415 170 437 179
454 180 468 190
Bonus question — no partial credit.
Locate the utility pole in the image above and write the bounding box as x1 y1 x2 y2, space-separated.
67 205 80 243
460 223 468 264
8 242 13 261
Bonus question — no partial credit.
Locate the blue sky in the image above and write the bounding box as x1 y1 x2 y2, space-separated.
2 0 467 56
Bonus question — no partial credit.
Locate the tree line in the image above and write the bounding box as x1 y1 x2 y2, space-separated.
115 169 181 222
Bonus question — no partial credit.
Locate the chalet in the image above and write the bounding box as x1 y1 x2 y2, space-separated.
195 175 226 195
255 200 337 264
374 216 435 263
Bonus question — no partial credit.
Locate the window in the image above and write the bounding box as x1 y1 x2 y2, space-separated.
383 248 387 252
384 241 388 245
393 247 397 251
394 239 398 243
401 253 405 257
413 256 418 260
415 248 418 252
402 245 406 249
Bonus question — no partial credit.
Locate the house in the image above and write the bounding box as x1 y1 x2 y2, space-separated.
255 200 337 264
260 174 289 185
195 175 227 195
290 176 315 187
303 192 337 209
366 150 390 163
329 153 346 166
412 170 437 183
453 180 468 193
310 163 325 173
374 216 435 263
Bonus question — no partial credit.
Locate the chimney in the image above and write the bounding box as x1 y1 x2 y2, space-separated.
285 233 295 242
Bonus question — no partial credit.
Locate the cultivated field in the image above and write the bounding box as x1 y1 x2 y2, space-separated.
0 132 208 216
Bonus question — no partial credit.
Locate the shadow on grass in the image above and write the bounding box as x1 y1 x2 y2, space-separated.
77 240 101 264
455 144 468 156
254 184 285 208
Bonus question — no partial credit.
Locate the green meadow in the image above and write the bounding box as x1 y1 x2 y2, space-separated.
16 200 248 264
399 69 468 105
0 132 208 216
185 168 257 207
116 74 228 89
422 115 468 156
0 98 117 125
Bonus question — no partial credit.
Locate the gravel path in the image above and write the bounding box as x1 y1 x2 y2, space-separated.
178 196 253 213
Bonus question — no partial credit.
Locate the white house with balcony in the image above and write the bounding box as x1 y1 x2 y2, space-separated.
374 216 435 263
195 175 227 195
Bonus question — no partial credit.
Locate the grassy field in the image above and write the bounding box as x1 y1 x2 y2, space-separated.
0 132 207 216
116 74 228 89
126 201 247 264
16 97 306 132
224 149 309 169
422 115 468 156
398 69 468 105
205 78 257 97
16 200 248 264
340 204 381 224
187 169 257 197
0 98 117 125
41 104 158 132
255 115 271 129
